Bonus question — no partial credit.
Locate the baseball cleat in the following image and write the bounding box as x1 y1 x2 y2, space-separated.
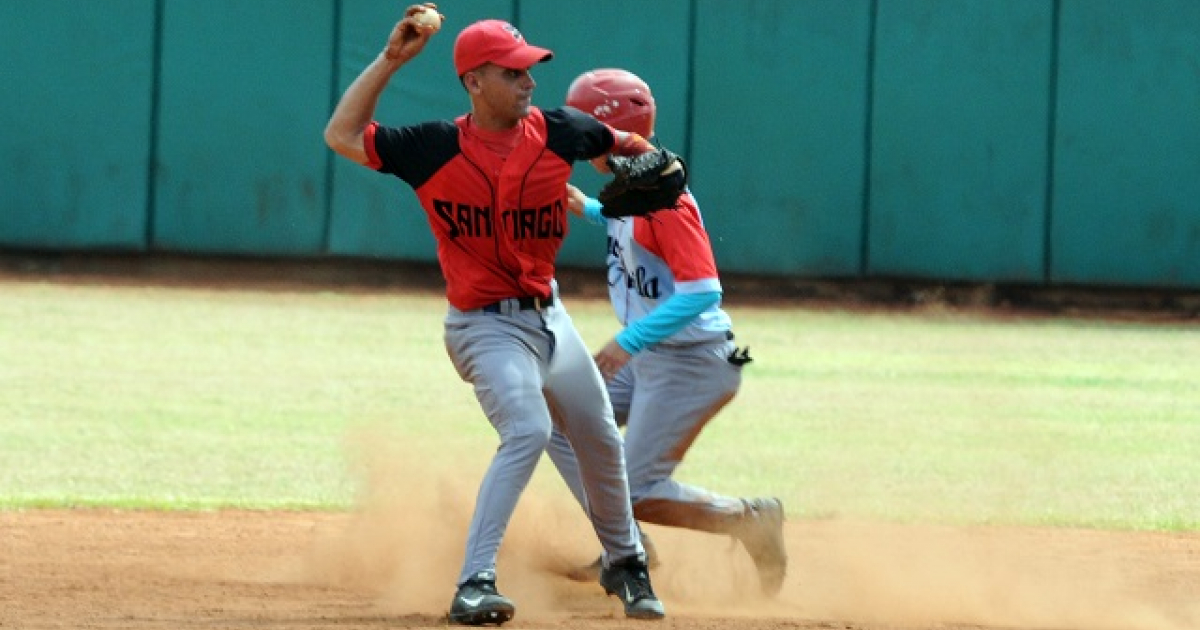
447 571 515 626
732 497 788 596
599 556 665 620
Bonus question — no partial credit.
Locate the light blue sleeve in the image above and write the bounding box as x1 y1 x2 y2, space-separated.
582 196 605 225
615 290 721 353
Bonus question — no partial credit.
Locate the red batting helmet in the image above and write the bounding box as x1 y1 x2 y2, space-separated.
566 68 656 139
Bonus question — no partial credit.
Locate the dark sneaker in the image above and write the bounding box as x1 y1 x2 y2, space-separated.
599 557 665 620
447 571 515 626
732 497 788 596
566 530 661 583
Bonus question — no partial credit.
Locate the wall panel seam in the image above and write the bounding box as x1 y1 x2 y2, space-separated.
860 0 879 277
1043 0 1062 285
145 0 165 251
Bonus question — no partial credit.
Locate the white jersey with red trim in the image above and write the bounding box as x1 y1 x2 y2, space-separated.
605 190 732 343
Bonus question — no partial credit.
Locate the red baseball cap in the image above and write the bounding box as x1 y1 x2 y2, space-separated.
453 20 553 76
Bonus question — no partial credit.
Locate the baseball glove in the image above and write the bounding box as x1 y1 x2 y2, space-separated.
597 149 688 218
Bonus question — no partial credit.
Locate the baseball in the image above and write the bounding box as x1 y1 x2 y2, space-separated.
412 6 442 31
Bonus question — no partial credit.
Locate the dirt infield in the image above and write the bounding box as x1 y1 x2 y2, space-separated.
3 508 1198 630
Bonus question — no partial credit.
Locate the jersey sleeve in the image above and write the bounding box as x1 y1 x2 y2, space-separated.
616 290 721 353
366 120 460 189
544 106 617 163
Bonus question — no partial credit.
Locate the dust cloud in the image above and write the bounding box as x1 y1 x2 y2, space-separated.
300 426 1198 629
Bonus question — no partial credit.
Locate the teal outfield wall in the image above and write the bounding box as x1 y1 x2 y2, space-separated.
2 0 1198 289
0 0 156 250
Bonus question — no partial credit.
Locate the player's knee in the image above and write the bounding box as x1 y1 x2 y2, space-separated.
499 419 552 455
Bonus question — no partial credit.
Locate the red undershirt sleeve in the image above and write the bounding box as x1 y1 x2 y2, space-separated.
610 131 656 156
363 121 383 170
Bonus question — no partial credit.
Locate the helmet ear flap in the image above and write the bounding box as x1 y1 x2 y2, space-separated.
566 68 657 139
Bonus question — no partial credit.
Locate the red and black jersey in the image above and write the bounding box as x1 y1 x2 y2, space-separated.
364 106 616 311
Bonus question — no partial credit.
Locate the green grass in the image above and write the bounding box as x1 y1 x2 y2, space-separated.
1 278 1197 531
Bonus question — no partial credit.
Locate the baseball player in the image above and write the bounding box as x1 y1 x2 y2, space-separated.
323 8 675 624
544 69 788 596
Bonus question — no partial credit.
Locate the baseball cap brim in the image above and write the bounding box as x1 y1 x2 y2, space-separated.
490 45 554 71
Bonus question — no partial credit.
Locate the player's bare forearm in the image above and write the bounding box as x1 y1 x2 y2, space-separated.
324 54 404 164
565 184 586 216
324 5 441 165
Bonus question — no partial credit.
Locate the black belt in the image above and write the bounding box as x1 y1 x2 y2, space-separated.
480 294 555 314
